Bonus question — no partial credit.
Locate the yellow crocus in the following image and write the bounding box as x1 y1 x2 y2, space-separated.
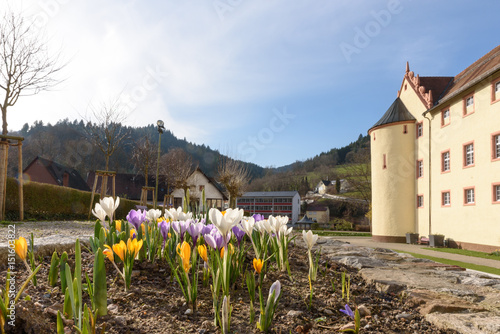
253 258 263 274
103 245 114 262
112 240 127 262
130 229 137 239
198 244 208 263
15 237 28 261
114 220 122 232
127 237 143 259
220 243 235 258
177 241 191 273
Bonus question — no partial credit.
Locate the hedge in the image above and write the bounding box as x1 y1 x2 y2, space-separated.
5 177 146 221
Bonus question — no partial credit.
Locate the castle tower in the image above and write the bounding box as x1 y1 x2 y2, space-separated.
369 98 416 243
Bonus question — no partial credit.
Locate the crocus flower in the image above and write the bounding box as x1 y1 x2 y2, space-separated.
127 237 143 259
99 196 120 221
146 208 162 223
240 217 255 237
204 233 218 249
158 221 171 242
114 220 122 232
198 244 208 263
112 240 127 262
232 225 246 246
187 221 204 245
176 241 191 273
126 209 147 230
202 223 214 236
253 213 264 222
164 207 182 221
103 245 114 262
172 220 190 241
130 229 137 239
209 208 244 241
92 203 107 223
340 304 355 319
15 237 27 261
253 258 263 274
268 280 281 303
302 230 319 250
220 243 234 258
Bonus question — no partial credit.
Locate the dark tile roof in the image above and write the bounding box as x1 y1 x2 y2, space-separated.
239 191 299 198
369 97 415 131
24 156 90 191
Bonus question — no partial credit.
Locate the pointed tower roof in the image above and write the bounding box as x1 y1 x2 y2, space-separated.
369 97 415 132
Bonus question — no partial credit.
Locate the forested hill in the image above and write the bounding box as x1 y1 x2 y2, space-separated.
9 119 264 180
9 119 369 184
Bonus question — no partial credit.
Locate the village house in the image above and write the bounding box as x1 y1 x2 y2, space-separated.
236 191 301 223
305 204 330 224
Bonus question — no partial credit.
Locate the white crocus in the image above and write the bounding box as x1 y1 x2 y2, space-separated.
302 230 319 250
280 225 293 237
99 196 120 221
177 211 193 221
164 207 182 221
209 208 244 237
268 280 281 303
92 203 107 222
240 217 255 237
146 208 162 223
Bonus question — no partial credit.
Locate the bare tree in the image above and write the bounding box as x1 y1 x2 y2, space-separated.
217 156 250 208
341 149 371 203
83 98 130 171
0 11 64 135
159 147 196 191
131 135 157 187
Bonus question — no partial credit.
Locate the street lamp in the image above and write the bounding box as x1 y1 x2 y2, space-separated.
155 120 165 209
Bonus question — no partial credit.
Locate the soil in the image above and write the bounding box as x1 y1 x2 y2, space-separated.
2 242 460 334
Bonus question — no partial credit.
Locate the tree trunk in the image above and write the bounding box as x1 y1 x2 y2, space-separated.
0 141 9 220
1 106 7 135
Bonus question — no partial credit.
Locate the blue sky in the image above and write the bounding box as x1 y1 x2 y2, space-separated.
3 0 500 167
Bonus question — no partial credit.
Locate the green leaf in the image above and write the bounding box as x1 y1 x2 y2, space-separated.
57 311 65 334
93 248 108 316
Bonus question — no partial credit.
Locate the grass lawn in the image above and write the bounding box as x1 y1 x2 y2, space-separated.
314 231 371 237
422 247 500 261
394 251 500 276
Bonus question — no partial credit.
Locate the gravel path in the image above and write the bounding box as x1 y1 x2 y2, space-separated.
0 220 95 242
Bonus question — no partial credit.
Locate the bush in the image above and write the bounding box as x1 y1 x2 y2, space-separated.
334 219 353 231
5 177 143 221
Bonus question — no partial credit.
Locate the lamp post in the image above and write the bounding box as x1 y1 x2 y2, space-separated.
155 120 165 209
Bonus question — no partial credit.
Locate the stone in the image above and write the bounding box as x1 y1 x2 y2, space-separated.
114 316 127 326
374 280 406 294
287 310 303 317
323 308 334 315
396 313 413 320
107 304 119 315
333 256 387 269
357 304 371 317
185 308 193 315
426 313 500 334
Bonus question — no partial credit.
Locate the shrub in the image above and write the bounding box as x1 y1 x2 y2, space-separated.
5 177 143 221
334 219 353 231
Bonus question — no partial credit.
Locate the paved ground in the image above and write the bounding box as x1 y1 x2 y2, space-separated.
330 236 500 272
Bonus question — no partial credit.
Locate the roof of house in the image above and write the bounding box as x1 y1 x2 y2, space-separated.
24 156 90 191
306 205 328 212
369 97 416 131
239 191 299 198
192 167 228 200
297 215 314 223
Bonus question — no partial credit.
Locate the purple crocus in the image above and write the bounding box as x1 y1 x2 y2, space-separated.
126 209 147 231
172 220 190 241
340 304 355 319
202 223 214 236
187 222 204 245
158 220 171 248
205 229 224 249
232 225 246 246
253 213 265 222
204 233 217 249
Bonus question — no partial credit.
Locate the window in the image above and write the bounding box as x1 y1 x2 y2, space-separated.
463 142 474 167
442 191 451 206
417 195 424 208
383 154 387 169
416 122 423 138
493 133 500 161
493 184 500 203
417 159 423 178
464 188 475 205
199 185 205 192
403 125 407 134
463 93 475 116
492 79 500 102
441 151 450 172
441 108 450 126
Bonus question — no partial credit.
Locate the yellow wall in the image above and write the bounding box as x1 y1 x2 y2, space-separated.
371 119 416 237
428 77 500 247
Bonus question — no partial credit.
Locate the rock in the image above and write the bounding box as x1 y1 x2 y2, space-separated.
426 313 500 334
460 276 500 287
107 304 119 315
334 256 387 269
185 308 193 315
357 304 371 317
114 315 127 326
201 320 213 329
396 313 413 320
287 310 303 317
323 308 333 315
374 280 406 294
